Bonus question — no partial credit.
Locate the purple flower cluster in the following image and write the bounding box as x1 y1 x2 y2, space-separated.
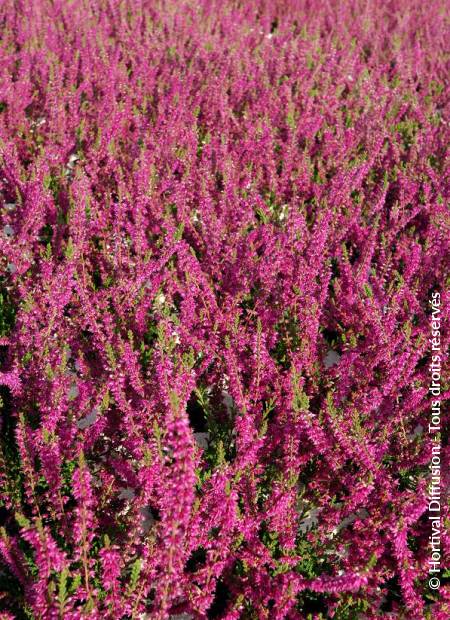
0 1 448 618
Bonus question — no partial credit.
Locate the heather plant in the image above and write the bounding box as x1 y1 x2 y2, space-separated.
0 0 449 618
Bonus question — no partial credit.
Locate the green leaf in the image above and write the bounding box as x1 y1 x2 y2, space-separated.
69 573 82 594
129 558 142 592
65 237 74 259
58 567 69 609
15 513 30 529
363 283 373 298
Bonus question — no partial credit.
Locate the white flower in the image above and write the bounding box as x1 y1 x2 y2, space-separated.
3 224 14 237
154 293 166 306
278 204 289 222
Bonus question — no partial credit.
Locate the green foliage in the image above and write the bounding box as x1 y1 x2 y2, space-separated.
128 558 142 593
0 287 16 337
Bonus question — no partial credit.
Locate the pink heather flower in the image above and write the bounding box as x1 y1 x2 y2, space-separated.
0 1 448 618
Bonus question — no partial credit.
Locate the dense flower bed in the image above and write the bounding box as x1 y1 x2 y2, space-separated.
0 0 448 618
